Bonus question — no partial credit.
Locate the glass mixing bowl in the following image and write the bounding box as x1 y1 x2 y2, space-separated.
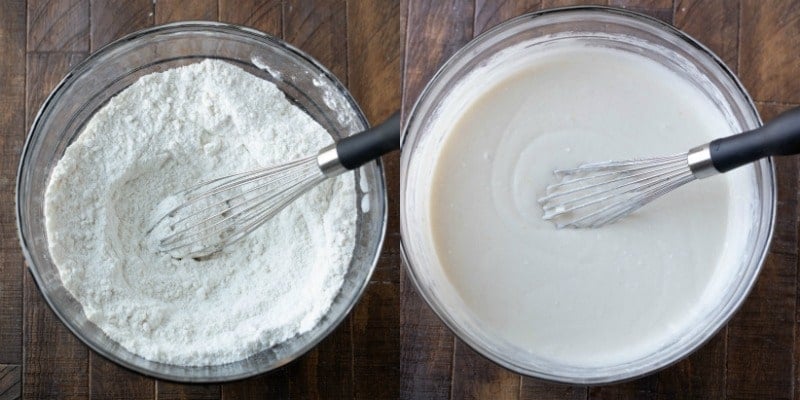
400 7 774 384
17 22 387 382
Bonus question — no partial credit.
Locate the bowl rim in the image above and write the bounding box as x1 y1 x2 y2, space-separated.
399 5 775 384
16 20 388 383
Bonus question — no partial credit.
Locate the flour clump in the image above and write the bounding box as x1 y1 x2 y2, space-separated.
44 59 357 366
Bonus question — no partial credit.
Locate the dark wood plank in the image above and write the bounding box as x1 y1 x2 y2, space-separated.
401 277 458 400
723 103 797 400
90 354 153 400
653 331 727 399
727 251 796 399
474 0 541 35
89 0 154 51
157 381 220 400
347 4 401 398
592 328 727 399
740 1 800 104
401 0 473 109
23 270 90 400
155 0 218 24
401 2 473 398
590 374 659 400
758 102 799 257
219 0 282 36
25 53 87 125
0 365 21 400
24 52 90 400
608 0 674 23
283 323 354 399
27 0 89 52
773 110 800 400
284 0 347 80
452 341 519 400
0 0 26 366
347 0 402 284
345 0 401 120
674 0 739 73
221 370 290 400
521 379 585 400
541 0 608 8
352 282 400 399
751 103 800 400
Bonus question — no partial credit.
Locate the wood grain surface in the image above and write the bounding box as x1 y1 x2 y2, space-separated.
3 0 800 399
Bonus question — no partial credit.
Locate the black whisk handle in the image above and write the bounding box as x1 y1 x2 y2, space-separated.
710 107 800 173
336 111 401 170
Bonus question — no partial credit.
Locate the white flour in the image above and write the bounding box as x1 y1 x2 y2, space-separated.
44 60 357 366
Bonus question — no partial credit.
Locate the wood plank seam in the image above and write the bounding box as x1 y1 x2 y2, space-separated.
281 0 286 41
87 349 91 399
399 0 412 119
449 334 456 400
794 155 800 400
724 323 728 400
344 3 356 393
20 46 26 397
736 0 741 81
1 0 26 367
88 0 92 53
788 105 800 399
21 46 27 400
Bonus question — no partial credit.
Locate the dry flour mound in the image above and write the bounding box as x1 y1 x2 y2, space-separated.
44 60 356 366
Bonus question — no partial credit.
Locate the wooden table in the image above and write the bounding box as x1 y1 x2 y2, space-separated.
2 0 799 399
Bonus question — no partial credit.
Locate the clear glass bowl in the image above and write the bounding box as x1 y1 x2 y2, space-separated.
17 22 387 382
400 7 774 384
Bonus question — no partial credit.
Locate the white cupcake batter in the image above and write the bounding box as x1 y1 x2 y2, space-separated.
44 60 356 366
428 45 754 367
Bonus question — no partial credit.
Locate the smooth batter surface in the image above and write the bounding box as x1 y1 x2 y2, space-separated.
429 46 747 367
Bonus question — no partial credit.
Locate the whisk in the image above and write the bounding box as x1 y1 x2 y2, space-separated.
149 112 400 258
539 107 800 229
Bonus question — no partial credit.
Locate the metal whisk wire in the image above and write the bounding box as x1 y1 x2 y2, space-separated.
538 153 696 229
147 112 401 259
150 156 325 258
538 107 800 229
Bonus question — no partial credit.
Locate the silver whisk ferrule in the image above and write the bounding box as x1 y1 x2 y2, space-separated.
538 145 717 229
317 144 347 178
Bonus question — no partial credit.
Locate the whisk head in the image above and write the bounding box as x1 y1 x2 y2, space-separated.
538 153 696 229
148 155 326 259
